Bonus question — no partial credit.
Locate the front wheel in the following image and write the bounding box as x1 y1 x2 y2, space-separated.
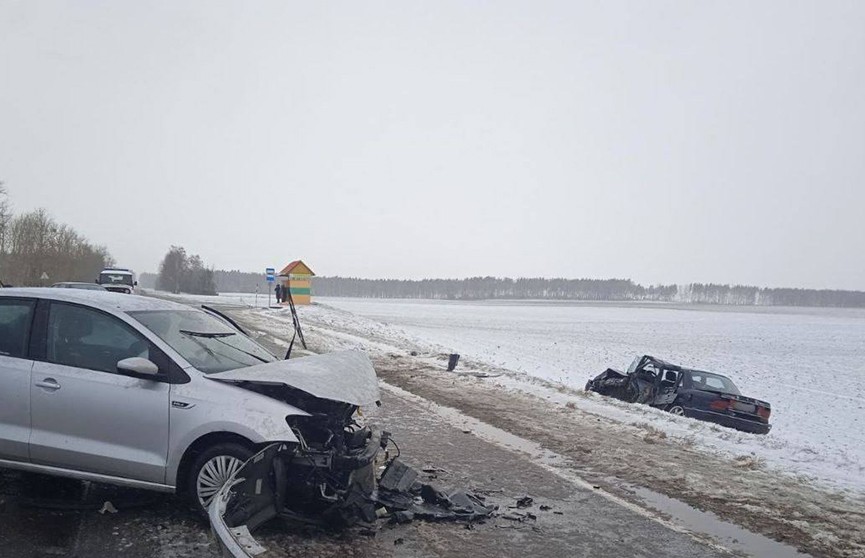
187 443 253 515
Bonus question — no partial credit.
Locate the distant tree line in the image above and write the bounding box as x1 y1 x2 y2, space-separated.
137 268 865 308
0 185 113 286
141 268 269 294
314 276 681 301
676 283 865 307
155 246 217 295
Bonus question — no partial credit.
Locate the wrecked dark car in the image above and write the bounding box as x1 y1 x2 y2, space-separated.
586 355 771 434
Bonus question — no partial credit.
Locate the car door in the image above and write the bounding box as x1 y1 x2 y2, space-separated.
29 301 170 484
633 361 660 404
0 297 36 462
651 369 681 406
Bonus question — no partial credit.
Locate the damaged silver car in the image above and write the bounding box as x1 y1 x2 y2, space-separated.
0 288 383 519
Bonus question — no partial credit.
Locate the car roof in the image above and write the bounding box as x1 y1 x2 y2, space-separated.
0 287 191 314
642 355 732 379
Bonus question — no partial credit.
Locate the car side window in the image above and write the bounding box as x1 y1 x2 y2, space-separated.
46 302 151 374
660 369 679 385
704 377 726 390
0 299 35 358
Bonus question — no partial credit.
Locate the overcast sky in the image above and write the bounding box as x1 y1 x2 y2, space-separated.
1 1 863 289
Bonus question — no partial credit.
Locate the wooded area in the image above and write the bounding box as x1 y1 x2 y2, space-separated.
137 266 865 308
0 185 113 287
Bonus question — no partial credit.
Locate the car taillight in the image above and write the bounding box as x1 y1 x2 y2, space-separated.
757 406 771 420
709 399 731 411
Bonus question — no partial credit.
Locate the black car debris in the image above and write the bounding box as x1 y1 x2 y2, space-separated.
585 355 771 434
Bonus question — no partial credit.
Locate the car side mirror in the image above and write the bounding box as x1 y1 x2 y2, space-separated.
117 357 160 379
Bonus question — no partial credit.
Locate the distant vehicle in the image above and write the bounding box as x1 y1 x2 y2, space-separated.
585 355 771 434
51 282 108 291
96 268 137 294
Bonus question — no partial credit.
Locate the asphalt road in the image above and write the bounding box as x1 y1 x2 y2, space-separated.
0 389 730 558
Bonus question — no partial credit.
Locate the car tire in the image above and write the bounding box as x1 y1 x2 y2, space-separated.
187 443 254 516
667 404 686 416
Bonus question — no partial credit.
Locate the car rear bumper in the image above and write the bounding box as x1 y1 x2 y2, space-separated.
685 408 771 434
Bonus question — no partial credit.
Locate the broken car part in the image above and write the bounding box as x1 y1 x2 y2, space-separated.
447 353 460 371
210 452 496 557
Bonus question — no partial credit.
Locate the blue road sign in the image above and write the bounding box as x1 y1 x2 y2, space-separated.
266 267 275 282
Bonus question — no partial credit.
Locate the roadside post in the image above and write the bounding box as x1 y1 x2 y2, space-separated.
266 268 275 307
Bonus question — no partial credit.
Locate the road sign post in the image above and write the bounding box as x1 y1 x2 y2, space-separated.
265 268 275 308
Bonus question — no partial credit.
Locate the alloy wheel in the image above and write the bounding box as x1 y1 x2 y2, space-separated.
668 405 685 416
196 455 244 510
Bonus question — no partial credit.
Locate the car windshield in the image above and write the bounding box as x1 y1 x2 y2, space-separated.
99 272 133 286
129 310 277 373
687 370 740 395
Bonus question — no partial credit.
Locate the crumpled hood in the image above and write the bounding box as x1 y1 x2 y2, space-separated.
207 350 380 406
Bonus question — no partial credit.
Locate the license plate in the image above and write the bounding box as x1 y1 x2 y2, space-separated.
733 401 756 413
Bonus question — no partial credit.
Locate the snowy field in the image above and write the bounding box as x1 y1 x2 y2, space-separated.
153 291 865 495
313 297 865 494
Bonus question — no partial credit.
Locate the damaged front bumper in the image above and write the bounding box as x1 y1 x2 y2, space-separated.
210 429 387 558
210 431 496 557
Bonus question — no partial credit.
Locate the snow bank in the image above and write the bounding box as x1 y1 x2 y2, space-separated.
312 297 865 495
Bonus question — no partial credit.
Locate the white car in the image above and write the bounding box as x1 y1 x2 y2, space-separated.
96 268 138 294
0 288 381 516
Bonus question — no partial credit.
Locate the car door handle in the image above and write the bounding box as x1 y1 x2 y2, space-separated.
35 379 61 391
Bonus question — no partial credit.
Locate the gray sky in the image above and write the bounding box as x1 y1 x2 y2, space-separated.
2 1 863 289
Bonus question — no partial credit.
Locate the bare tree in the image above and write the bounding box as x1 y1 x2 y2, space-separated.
1 208 112 286
156 246 216 295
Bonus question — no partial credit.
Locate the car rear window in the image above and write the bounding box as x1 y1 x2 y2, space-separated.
688 371 740 394
0 299 36 358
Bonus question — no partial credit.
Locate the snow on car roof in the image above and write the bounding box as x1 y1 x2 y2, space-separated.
100 269 134 275
0 287 190 313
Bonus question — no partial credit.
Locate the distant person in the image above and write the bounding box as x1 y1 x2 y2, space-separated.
274 283 282 304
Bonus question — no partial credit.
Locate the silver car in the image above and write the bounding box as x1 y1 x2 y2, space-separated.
0 288 382 517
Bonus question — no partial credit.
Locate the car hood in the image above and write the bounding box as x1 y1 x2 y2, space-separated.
206 350 380 406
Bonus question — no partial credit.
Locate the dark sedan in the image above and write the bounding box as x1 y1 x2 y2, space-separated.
585 355 771 434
